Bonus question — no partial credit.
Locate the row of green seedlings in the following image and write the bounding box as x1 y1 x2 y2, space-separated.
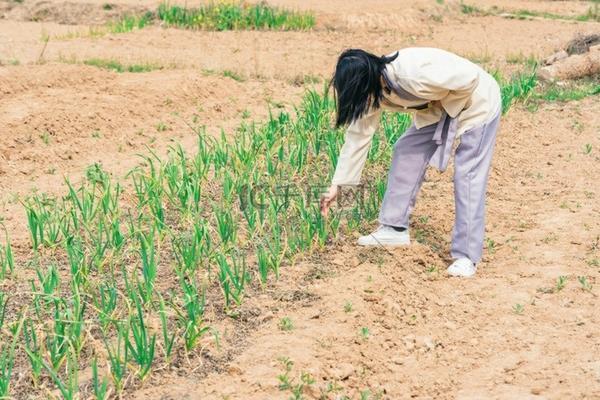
23 89 402 282
15 182 211 397
0 223 212 397
2 69 539 397
4 89 405 397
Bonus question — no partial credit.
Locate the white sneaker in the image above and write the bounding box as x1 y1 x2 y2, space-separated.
357 225 410 247
447 258 477 277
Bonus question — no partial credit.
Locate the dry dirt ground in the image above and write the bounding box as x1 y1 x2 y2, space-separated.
1 0 600 399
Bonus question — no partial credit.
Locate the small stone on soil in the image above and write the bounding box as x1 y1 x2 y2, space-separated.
331 363 355 380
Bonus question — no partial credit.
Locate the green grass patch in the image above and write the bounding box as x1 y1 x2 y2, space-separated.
56 1 315 40
459 1 483 15
83 58 161 73
511 9 564 20
493 69 538 113
494 68 599 112
156 1 315 31
511 1 599 22
533 78 600 103
511 8 599 22
222 70 246 82
461 1 599 22
108 11 154 33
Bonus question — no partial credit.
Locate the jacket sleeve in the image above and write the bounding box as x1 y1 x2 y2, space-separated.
400 60 479 118
331 110 381 186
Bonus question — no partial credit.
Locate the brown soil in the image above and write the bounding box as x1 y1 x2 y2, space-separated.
1 0 599 399
0 0 147 25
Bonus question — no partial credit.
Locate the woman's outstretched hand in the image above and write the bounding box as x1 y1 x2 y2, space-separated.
320 185 339 217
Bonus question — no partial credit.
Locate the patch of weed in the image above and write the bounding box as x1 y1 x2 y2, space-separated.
222 70 246 82
83 58 161 73
157 2 315 31
460 2 483 15
279 317 293 331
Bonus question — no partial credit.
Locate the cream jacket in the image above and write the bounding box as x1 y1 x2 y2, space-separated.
331 47 501 186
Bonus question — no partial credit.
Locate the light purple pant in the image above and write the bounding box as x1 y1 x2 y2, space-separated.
379 112 500 263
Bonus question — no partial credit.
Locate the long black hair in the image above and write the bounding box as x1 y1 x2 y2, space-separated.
331 49 399 127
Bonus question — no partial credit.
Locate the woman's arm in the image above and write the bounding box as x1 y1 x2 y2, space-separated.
331 109 381 186
321 109 380 216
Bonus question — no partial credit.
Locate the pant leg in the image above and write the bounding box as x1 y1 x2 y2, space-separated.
379 123 439 228
451 113 500 263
